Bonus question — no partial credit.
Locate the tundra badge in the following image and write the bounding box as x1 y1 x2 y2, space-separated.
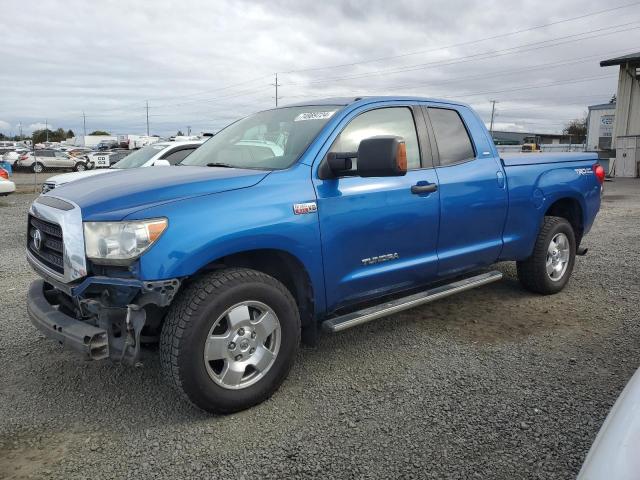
362 253 399 266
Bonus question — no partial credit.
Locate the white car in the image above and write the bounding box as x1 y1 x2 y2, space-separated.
41 140 204 193
0 168 15 196
578 367 640 480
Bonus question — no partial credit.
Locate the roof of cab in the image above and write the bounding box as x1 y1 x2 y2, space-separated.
283 96 470 109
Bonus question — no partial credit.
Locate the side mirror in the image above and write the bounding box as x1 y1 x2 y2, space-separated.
320 136 408 179
356 136 407 177
154 159 170 167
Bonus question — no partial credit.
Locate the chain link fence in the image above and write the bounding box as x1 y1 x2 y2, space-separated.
1 149 130 194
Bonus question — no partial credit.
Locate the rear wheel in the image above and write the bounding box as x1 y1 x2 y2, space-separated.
517 216 576 295
32 162 44 174
160 268 300 413
74 162 87 172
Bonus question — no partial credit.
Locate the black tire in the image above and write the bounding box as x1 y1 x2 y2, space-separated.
517 216 576 295
160 268 300 413
32 162 44 174
74 162 87 172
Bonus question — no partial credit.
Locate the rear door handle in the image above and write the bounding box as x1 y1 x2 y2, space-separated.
411 183 438 194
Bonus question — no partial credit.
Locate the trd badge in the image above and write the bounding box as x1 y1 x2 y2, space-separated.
293 202 317 215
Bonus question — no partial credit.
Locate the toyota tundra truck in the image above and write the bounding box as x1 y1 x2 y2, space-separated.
25 97 604 413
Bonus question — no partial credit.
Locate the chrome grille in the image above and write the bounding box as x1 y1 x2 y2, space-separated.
27 215 64 274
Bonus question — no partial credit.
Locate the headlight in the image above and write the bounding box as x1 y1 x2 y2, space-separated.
84 218 167 264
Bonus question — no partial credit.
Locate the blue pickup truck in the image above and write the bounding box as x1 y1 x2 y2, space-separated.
26 97 604 412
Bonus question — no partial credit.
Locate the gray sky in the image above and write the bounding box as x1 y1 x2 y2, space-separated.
0 0 637 137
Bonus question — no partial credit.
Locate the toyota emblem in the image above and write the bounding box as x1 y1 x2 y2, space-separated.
33 229 43 251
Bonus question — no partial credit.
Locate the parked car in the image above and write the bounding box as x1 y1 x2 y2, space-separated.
578 367 640 480
0 140 29 155
16 150 88 173
85 149 131 169
96 140 119 151
2 151 19 167
40 140 203 193
26 97 603 414
0 167 15 196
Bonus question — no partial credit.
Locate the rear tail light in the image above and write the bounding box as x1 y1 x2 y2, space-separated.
0 168 8 180
592 163 605 184
19 154 28 161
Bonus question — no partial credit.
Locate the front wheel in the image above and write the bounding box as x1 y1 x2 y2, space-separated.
160 268 300 413
517 216 576 295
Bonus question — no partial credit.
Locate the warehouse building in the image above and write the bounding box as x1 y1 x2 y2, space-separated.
601 53 640 177
586 103 616 173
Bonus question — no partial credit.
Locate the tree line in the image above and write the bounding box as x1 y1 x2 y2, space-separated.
0 128 111 143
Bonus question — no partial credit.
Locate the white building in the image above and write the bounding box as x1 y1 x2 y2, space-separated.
586 103 616 174
601 53 640 177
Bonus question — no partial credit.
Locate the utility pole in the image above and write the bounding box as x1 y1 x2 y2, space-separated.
18 121 22 140
489 100 497 136
146 101 150 136
187 126 191 136
272 73 282 107
45 119 49 142
82 111 87 137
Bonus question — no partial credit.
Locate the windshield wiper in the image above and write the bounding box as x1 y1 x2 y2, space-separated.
206 162 236 168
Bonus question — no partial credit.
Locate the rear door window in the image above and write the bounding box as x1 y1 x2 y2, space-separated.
428 108 475 166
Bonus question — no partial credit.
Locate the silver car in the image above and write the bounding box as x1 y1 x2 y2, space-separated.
17 150 88 173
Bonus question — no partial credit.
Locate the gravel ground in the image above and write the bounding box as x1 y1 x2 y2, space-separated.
1 180 639 480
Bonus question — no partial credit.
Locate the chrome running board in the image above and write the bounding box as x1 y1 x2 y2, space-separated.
322 271 503 333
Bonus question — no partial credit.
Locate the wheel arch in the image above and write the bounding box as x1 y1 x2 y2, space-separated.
193 248 318 345
543 196 584 246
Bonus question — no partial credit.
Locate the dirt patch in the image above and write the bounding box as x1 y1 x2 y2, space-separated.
602 195 633 202
403 265 607 344
0 431 79 479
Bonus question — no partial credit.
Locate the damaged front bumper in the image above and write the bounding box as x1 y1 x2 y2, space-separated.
26 274 180 364
28 279 110 360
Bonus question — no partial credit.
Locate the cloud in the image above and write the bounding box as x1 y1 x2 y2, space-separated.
0 0 625 136
27 123 49 131
0 120 10 132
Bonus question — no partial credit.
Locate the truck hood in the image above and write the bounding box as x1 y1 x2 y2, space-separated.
46 166 270 221
47 169 113 185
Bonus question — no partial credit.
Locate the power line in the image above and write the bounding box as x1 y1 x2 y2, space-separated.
335 47 637 96
86 74 274 114
287 73 617 104
281 1 640 74
284 21 640 86
456 74 617 98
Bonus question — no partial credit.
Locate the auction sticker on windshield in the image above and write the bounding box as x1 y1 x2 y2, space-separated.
294 111 336 121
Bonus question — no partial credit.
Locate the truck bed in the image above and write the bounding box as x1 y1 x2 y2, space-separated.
501 152 599 167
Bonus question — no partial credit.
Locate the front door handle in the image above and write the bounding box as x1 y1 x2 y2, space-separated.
411 183 438 194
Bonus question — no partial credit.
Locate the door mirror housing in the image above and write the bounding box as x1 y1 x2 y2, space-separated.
154 159 170 167
356 136 407 177
320 136 408 179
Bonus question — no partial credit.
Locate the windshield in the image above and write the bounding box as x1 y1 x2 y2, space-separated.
180 105 342 169
112 144 166 169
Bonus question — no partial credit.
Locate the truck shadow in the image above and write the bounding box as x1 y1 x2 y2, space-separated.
9 263 606 434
